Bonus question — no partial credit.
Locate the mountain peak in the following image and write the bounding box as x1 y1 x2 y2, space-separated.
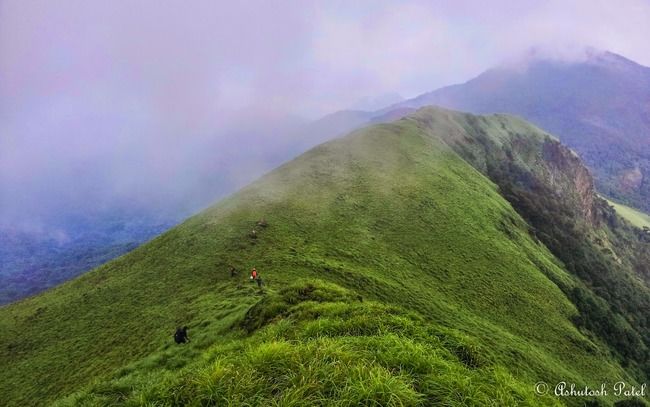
497 46 645 73
585 49 646 71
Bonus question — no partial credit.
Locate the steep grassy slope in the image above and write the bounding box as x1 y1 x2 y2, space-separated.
0 104 398 306
407 109 650 379
1 109 647 406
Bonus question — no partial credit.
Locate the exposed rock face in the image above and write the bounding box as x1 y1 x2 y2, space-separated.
409 108 603 228
542 139 598 225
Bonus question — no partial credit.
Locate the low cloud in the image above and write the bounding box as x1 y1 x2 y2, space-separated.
2 0 650 230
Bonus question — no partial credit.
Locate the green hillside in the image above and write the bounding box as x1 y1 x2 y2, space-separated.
608 200 650 229
1 108 648 406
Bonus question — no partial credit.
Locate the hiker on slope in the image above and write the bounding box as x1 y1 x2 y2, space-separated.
174 326 190 344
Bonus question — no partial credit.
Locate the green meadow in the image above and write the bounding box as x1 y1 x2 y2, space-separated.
1 108 647 406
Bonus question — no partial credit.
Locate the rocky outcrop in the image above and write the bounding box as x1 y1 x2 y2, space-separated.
409 108 602 228
542 139 598 225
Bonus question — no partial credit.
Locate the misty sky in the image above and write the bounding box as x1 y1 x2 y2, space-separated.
2 0 650 230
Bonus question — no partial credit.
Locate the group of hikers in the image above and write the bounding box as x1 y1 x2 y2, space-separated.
229 265 264 287
174 266 265 344
175 219 269 344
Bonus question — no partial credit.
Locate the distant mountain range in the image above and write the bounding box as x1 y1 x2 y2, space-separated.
390 49 650 212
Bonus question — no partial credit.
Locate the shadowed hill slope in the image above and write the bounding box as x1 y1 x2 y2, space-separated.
408 108 650 377
1 108 648 406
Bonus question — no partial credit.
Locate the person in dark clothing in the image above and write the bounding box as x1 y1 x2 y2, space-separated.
174 326 190 344
256 276 264 288
229 266 237 277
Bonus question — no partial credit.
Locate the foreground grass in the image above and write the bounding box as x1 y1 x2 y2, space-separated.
55 281 566 407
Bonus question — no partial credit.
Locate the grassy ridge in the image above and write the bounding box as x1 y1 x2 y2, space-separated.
0 110 644 406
